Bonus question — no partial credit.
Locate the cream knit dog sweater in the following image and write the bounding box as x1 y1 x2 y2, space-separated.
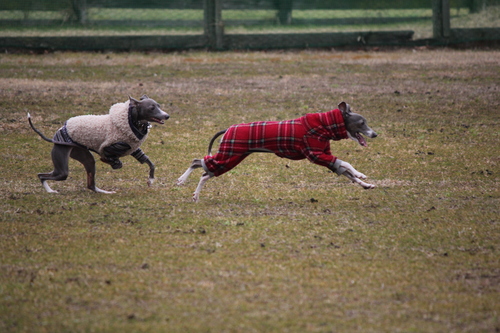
64 100 147 157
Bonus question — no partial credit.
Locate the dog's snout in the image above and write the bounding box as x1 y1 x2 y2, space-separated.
160 110 170 120
371 132 377 138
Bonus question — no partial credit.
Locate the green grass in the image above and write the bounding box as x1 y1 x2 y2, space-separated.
0 49 499 332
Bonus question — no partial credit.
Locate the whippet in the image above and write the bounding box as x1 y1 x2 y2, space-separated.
28 95 169 193
177 102 377 201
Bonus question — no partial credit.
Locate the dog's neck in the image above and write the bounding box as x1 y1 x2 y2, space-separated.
128 105 149 139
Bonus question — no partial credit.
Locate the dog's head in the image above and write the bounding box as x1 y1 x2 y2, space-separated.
338 102 377 147
129 95 170 125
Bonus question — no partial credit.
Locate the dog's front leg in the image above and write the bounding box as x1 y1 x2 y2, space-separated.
342 170 375 189
145 159 155 186
339 160 367 179
131 149 155 186
337 160 375 189
102 142 131 170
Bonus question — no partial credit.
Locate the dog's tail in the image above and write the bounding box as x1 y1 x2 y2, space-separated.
28 113 53 143
207 129 227 155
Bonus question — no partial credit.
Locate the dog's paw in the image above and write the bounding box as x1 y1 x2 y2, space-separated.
339 161 367 179
192 192 200 202
94 187 116 194
360 182 375 189
147 178 155 187
42 182 58 193
354 172 367 180
177 178 186 186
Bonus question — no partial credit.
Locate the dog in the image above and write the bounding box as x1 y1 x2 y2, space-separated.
28 95 169 194
177 102 377 202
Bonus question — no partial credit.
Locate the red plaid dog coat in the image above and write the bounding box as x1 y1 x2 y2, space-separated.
203 108 348 177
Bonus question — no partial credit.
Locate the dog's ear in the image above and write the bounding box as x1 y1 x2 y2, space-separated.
338 102 350 116
129 96 141 119
140 94 149 101
129 96 140 106
128 96 139 120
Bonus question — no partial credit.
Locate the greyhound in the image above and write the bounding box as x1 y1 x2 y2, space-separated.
177 102 377 202
28 95 169 194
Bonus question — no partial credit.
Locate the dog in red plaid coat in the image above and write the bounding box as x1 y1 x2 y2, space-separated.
178 102 377 202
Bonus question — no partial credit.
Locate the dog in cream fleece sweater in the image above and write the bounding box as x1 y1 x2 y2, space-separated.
29 95 170 193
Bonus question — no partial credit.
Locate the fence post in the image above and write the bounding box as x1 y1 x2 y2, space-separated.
442 0 450 38
276 0 293 25
432 0 450 39
469 0 486 13
72 0 87 24
204 0 223 49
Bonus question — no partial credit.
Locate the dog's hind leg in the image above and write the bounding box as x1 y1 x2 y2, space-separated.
70 148 115 194
193 172 213 202
39 176 59 193
177 159 203 185
38 145 73 193
177 159 213 201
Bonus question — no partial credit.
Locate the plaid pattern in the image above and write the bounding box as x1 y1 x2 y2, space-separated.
204 108 348 177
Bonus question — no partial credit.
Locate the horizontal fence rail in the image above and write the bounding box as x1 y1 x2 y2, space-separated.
0 0 498 50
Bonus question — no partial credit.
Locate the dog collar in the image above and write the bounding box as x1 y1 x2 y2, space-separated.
128 105 149 140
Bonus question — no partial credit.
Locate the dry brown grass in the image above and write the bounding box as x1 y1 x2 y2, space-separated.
0 49 499 332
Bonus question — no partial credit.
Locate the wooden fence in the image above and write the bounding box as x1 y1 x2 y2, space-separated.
0 0 498 50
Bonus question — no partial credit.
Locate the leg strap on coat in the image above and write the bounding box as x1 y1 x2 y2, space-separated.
131 148 149 164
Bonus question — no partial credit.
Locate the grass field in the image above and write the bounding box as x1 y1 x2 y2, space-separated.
0 49 499 332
